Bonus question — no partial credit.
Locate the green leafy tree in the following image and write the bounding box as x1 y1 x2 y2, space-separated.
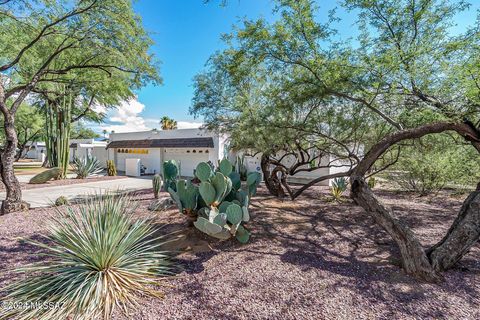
0 0 160 213
70 123 101 139
0 104 44 160
193 0 480 280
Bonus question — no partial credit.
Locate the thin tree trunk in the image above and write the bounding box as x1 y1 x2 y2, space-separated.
0 114 29 213
427 189 480 271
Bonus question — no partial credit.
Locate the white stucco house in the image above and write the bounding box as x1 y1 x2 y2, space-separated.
107 128 235 176
69 139 108 167
107 128 350 185
25 141 47 161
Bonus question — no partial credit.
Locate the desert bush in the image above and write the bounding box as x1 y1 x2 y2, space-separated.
168 159 261 243
106 159 117 176
0 194 172 320
72 156 103 179
29 167 62 184
367 177 376 189
390 133 480 195
54 196 69 206
331 177 348 201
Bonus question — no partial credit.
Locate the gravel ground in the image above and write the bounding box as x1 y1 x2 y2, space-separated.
0 186 479 320
0 175 127 191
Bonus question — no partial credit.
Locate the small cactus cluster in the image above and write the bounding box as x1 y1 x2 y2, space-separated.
29 167 62 184
152 174 163 199
54 196 69 206
106 160 117 176
168 158 261 243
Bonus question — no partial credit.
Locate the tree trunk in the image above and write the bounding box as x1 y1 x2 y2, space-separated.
261 155 286 197
350 176 440 281
427 189 480 271
349 121 480 281
0 114 29 213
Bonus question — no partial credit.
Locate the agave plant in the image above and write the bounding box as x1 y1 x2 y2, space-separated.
0 195 172 320
331 177 348 202
73 156 103 179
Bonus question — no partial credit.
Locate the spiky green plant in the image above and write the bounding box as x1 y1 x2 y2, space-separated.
0 195 172 320
106 160 117 176
72 156 103 179
152 174 163 199
331 177 348 202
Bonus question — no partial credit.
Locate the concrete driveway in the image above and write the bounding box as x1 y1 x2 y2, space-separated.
0 176 152 208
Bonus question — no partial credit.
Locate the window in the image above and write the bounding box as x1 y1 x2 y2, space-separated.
192 149 196 153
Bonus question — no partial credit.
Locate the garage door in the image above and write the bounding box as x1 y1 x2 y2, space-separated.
163 148 210 177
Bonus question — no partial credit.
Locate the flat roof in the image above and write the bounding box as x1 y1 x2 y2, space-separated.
106 137 214 149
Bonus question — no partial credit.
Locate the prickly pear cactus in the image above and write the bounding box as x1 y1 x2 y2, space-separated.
167 158 260 243
152 174 163 199
168 179 198 217
163 160 179 190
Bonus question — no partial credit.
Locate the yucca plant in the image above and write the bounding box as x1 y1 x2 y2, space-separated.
73 156 103 179
331 177 348 202
0 195 172 320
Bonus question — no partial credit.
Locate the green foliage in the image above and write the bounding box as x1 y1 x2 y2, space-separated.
70 123 101 139
0 195 172 320
167 159 259 243
191 0 480 199
29 168 62 184
54 196 69 206
367 177 376 189
106 160 117 176
331 177 348 202
390 134 480 195
72 156 103 179
152 174 163 199
0 104 45 159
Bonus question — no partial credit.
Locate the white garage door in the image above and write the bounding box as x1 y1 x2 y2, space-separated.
163 148 210 177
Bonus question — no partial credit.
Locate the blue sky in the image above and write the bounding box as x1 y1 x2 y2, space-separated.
97 0 479 133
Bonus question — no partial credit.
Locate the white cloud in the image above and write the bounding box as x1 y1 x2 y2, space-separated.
101 98 149 133
95 98 204 134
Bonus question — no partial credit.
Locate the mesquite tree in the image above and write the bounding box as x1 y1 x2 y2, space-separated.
0 0 160 213
193 0 480 280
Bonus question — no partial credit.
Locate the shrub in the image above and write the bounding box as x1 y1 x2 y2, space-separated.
331 177 348 201
152 174 163 199
0 195 172 320
106 159 117 176
29 167 62 184
54 196 69 206
72 156 103 179
168 159 261 243
367 177 376 189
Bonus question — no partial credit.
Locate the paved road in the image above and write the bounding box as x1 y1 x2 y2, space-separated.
0 177 152 208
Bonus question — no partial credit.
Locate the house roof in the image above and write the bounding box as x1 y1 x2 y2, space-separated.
106 137 214 149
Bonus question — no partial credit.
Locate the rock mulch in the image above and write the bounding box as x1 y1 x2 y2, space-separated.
0 187 478 319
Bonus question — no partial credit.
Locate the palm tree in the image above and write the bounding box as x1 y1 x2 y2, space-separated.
160 116 177 130
102 129 107 138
